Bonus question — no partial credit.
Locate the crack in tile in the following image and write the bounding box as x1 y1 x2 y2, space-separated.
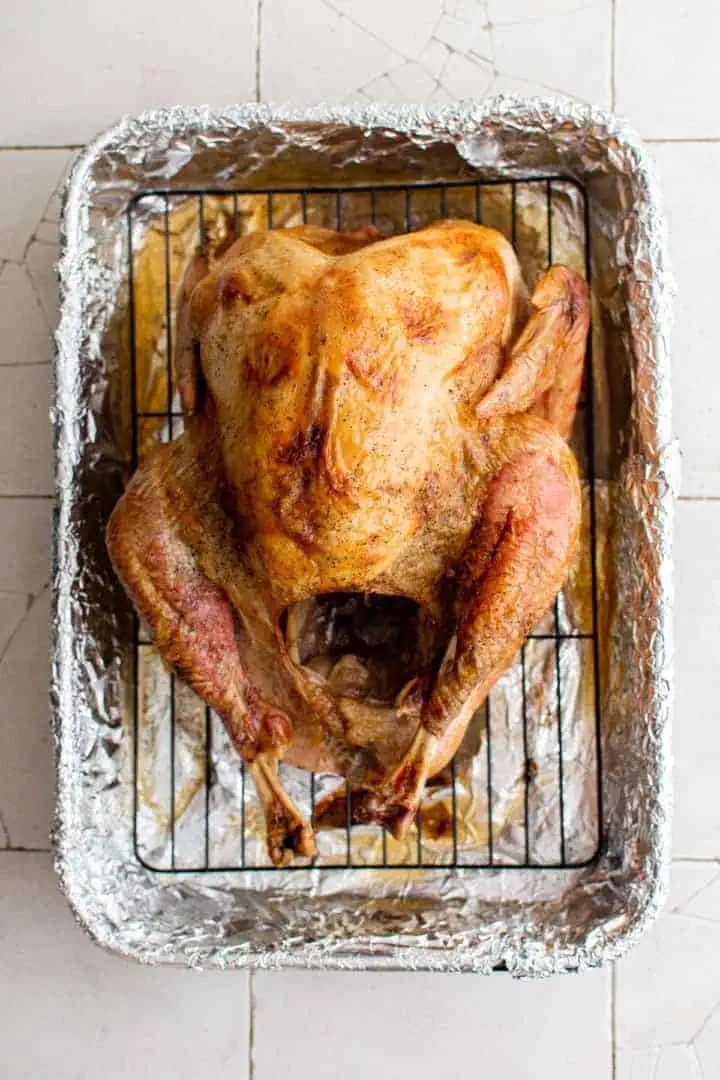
673 912 720 929
358 55 447 101
691 1041 706 1080
617 865 720 1071
24 255 48 308
488 3 607 103
434 44 454 84
343 1 507 105
670 868 720 914
23 244 58 333
255 0 263 102
0 587 47 669
25 236 56 249
492 68 586 101
0 805 10 847
433 5 495 60
363 62 447 100
432 32 484 64
461 46 495 70
469 44 494 65
321 0 410 63
322 0 447 91
3 260 53 356
424 34 495 94
357 73 392 98
430 4 446 38
434 4 493 70
639 1043 708 1080
691 993 720 1048
356 41 580 106
433 14 587 101
21 181 64 264
23 223 57 264
39 181 66 231
349 87 374 103
0 597 31 666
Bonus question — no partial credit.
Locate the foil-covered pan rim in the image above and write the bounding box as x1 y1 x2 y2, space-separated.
52 98 674 972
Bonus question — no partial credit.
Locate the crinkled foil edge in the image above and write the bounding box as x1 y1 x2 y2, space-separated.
52 98 675 973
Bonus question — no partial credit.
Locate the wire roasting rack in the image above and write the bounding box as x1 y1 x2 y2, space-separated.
126 175 602 873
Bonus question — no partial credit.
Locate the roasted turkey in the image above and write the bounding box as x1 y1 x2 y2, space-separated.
108 219 589 866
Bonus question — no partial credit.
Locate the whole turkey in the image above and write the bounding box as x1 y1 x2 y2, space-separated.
107 219 590 866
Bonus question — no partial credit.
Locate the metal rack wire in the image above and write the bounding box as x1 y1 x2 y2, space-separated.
126 176 602 873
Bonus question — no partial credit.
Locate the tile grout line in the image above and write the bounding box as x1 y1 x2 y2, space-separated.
0 846 52 854
611 960 617 1079
0 145 82 152
248 970 256 1079
646 136 720 144
0 806 10 847
0 361 53 369
255 0 263 104
610 0 616 111
674 855 720 864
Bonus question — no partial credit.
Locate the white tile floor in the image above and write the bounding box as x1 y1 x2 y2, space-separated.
0 2 716 1077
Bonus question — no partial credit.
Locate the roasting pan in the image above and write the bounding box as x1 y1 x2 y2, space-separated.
52 101 675 972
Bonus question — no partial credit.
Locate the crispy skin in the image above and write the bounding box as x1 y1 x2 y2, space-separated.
108 220 589 862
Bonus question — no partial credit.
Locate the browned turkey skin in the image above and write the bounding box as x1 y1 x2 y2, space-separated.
107 220 589 866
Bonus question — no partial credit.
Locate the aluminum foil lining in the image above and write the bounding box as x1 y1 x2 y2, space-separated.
52 100 675 974
129 176 599 878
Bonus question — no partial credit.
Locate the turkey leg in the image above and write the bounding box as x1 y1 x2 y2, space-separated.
348 435 581 838
107 433 317 865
